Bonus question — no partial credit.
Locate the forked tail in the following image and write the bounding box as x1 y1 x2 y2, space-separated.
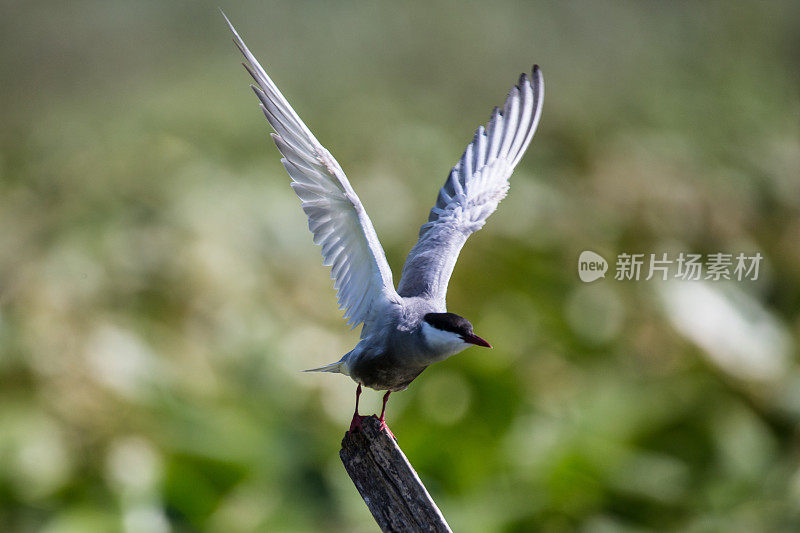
303 361 344 373
304 350 351 374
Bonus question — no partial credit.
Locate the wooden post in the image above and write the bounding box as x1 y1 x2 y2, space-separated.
340 416 453 532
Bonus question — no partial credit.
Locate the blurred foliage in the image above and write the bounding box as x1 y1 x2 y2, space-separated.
1 0 800 531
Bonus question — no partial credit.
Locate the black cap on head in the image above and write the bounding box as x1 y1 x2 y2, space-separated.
424 312 492 348
423 313 473 335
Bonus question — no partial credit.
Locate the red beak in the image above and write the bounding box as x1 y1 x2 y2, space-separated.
464 333 492 348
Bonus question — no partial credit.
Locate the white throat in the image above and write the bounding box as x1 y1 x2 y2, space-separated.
421 322 470 360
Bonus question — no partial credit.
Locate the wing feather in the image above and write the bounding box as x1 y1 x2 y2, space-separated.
396 67 544 303
224 13 399 328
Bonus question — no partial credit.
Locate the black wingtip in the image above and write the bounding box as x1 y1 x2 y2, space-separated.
531 65 543 88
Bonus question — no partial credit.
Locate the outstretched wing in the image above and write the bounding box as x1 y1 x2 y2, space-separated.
224 14 399 328
396 67 544 305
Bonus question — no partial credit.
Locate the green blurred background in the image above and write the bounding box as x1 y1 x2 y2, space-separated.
2 1 799 531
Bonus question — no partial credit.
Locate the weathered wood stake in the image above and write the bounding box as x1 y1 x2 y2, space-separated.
340 416 452 532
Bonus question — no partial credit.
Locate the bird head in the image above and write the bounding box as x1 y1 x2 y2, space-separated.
421 312 492 353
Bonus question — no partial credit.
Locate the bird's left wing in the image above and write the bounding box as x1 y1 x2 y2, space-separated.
397 67 544 305
224 14 399 328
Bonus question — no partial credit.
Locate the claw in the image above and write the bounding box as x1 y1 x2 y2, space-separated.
378 390 396 440
349 413 370 433
346 385 396 440
378 417 396 440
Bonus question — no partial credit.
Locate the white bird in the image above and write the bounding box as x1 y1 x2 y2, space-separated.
224 13 543 435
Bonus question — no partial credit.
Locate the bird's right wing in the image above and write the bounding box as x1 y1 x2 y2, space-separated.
397 67 543 305
224 14 399 328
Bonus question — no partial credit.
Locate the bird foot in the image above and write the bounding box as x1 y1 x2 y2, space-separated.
348 414 396 440
349 413 370 433
378 416 396 441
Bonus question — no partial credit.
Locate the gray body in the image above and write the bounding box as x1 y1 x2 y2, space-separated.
344 297 446 391
225 14 544 393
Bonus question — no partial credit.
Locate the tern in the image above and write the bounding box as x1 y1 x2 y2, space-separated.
224 14 543 435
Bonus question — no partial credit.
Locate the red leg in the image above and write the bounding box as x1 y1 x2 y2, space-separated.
379 391 390 422
349 383 369 433
378 391 395 440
